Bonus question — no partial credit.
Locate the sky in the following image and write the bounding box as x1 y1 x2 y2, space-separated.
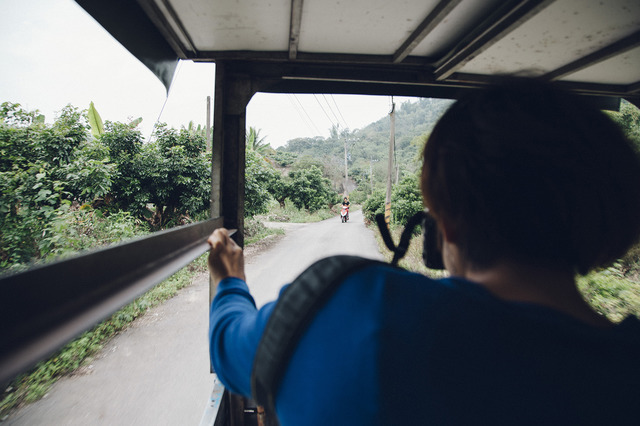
0 0 417 148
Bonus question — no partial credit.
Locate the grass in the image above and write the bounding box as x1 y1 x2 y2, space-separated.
370 222 447 279
244 216 285 245
260 199 337 223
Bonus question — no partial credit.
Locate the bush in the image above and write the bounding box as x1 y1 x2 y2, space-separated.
246 150 279 217
391 174 423 226
363 189 386 222
273 151 297 167
578 270 640 322
288 166 335 212
618 241 640 279
348 187 368 204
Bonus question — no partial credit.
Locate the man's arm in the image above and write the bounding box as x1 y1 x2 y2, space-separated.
209 276 275 396
207 228 267 395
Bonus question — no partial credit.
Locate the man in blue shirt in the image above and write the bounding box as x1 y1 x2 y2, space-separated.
208 79 640 425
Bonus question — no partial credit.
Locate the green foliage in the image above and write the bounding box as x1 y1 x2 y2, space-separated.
265 171 291 209
183 120 207 138
63 142 114 201
0 103 115 268
87 101 104 138
142 125 210 227
38 206 142 261
246 126 274 156
288 166 336 212
372 223 447 279
273 150 297 167
245 149 278 217
0 103 213 268
362 189 386 222
578 269 640 322
607 100 640 153
391 174 423 226
0 102 44 127
278 98 453 198
265 198 336 223
244 216 284 245
100 121 144 212
361 175 422 225
290 155 326 172
348 187 369 204
618 242 640 278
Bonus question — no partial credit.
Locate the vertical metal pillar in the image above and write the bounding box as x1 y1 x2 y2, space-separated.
210 61 255 307
208 64 256 425
210 61 255 248
385 101 395 225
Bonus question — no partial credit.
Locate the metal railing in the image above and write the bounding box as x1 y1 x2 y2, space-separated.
0 217 224 385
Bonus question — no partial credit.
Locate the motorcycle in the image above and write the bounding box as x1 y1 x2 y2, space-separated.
340 205 349 223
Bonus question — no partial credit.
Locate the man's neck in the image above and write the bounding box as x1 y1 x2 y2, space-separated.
463 261 612 328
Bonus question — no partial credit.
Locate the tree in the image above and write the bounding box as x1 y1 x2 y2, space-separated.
100 121 144 212
391 174 423 226
362 189 386 222
245 149 278 217
0 103 112 267
141 125 210 227
246 126 274 156
288 166 335 212
183 120 207 138
266 172 291 209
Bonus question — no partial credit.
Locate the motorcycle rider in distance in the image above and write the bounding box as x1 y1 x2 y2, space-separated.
341 197 350 222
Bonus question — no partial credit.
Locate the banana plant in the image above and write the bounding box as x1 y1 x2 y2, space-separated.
88 101 104 138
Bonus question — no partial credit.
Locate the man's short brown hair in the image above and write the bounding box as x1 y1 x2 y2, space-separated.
422 79 640 274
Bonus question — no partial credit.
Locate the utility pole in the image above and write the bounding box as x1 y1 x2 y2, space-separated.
206 96 212 153
385 99 395 225
344 135 349 196
369 158 374 193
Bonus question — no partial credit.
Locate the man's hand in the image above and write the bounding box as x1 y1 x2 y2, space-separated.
207 228 246 286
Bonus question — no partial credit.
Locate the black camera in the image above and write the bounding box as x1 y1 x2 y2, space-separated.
421 211 445 270
375 210 444 270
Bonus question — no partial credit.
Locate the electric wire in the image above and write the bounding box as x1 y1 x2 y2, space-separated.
290 94 322 135
313 94 339 129
329 94 349 129
286 95 316 136
322 94 343 129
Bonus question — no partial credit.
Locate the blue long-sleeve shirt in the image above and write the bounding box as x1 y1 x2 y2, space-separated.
210 263 640 425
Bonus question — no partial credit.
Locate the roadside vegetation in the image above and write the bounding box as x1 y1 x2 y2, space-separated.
0 102 335 418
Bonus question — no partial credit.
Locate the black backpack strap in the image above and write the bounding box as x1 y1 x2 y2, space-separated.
251 255 387 412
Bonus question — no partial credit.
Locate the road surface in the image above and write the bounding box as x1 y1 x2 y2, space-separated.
5 209 382 425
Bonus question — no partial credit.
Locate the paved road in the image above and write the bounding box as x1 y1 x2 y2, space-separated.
5 209 382 425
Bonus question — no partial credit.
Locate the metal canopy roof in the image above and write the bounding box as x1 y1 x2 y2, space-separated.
75 0 640 100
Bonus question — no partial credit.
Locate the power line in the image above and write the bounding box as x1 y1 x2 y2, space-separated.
313 94 338 129
322 94 343 128
290 94 322 135
329 94 349 129
287 94 317 135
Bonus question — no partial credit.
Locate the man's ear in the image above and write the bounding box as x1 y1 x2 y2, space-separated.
439 218 459 244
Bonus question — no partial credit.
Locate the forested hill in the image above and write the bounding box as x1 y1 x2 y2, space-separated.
276 97 453 192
